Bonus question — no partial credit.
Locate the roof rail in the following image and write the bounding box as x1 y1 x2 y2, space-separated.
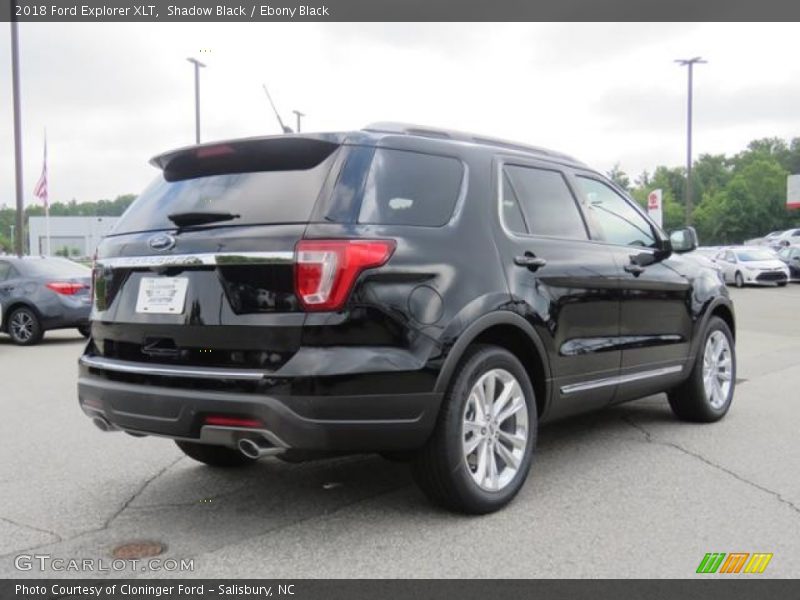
363 122 582 164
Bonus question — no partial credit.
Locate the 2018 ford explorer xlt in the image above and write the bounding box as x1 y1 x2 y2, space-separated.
78 123 736 514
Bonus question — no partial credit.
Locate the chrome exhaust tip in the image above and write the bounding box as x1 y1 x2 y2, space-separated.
92 416 117 432
238 437 282 459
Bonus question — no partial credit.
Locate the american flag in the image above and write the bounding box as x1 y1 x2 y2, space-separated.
33 136 48 208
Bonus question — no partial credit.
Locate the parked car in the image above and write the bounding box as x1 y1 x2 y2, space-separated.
768 228 800 250
78 124 737 514
0 256 92 345
744 230 783 247
683 249 723 281
777 245 800 282
714 247 789 287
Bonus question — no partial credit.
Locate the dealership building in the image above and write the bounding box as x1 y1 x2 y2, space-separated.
28 216 119 257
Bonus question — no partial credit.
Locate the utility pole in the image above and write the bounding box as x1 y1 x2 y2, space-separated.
675 57 706 226
187 57 206 143
11 20 25 257
292 110 305 133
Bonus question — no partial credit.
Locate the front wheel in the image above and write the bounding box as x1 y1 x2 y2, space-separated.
668 316 736 422
734 271 744 288
412 345 537 514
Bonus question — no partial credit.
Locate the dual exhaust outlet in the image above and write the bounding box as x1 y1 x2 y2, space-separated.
92 415 282 460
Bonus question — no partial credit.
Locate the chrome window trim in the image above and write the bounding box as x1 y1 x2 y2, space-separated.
560 365 683 395
95 251 294 269
79 355 266 381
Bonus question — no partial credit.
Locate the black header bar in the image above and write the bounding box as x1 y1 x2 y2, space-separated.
5 0 800 22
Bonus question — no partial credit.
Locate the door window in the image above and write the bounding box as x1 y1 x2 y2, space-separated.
0 262 11 281
501 165 588 239
575 177 656 247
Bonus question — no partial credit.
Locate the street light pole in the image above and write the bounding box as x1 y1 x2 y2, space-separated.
292 110 305 133
187 57 206 144
675 56 706 226
11 20 25 257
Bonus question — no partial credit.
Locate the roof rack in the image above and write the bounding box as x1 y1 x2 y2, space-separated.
363 122 582 164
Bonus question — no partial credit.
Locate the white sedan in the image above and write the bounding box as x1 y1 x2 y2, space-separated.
714 247 789 287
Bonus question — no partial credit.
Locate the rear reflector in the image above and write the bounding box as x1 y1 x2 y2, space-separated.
295 239 396 311
204 415 263 428
46 281 89 295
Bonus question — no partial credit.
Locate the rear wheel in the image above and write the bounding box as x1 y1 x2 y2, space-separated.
175 441 255 468
777 281 787 287
7 307 44 346
668 316 736 422
412 345 537 514
734 271 744 288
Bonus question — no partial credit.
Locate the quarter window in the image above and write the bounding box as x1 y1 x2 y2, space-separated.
502 165 587 239
0 261 10 281
576 177 656 247
358 149 463 227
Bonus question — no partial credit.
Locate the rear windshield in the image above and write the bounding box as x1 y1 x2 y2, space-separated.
358 148 463 227
113 142 340 235
19 258 90 278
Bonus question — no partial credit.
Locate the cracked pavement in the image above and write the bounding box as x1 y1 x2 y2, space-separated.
1 285 798 578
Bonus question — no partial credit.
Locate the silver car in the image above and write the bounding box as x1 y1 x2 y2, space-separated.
714 247 789 288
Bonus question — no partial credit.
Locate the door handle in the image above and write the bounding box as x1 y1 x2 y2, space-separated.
624 263 646 276
514 254 547 270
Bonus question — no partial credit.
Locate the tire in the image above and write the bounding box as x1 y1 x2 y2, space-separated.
777 281 787 287
668 316 736 423
734 272 744 288
175 440 256 468
77 324 91 338
7 307 44 346
412 344 537 514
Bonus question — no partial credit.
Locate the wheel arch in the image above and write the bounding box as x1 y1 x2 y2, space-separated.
434 311 552 420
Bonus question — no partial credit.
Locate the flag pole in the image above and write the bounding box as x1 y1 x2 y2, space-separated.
45 130 50 256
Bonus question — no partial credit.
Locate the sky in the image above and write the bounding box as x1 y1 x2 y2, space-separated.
1 22 799 209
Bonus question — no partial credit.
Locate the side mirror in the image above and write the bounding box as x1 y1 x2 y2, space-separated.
669 226 698 253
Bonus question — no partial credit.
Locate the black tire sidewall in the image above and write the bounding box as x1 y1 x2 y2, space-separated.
735 272 744 287
439 346 538 511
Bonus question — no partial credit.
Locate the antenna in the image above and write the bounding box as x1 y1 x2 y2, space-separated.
262 84 293 133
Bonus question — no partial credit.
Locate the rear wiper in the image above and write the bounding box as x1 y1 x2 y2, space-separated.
167 211 240 227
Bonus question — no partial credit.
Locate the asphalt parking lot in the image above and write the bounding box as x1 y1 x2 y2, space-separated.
1 285 799 579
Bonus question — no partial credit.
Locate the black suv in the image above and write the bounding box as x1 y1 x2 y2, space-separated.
79 124 736 514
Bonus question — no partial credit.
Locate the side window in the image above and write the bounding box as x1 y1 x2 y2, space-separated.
358 148 463 227
0 262 11 281
502 165 588 239
725 251 736 263
576 177 656 247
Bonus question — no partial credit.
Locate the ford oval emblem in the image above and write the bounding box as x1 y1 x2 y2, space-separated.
149 233 176 252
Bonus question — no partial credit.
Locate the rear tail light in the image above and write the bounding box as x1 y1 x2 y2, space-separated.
204 415 264 428
294 239 396 311
46 281 89 296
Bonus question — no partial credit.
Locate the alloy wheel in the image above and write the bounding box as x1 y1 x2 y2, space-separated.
462 368 529 492
702 330 733 409
10 311 34 343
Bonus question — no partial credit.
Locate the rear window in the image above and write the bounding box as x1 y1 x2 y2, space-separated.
19 258 90 278
113 140 340 234
357 149 463 227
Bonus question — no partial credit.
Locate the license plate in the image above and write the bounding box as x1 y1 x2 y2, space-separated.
135 277 189 314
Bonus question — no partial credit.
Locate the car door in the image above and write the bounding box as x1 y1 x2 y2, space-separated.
491 158 621 419
719 250 738 283
570 174 692 403
0 261 19 328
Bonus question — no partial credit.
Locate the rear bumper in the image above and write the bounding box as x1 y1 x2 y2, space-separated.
77 358 442 452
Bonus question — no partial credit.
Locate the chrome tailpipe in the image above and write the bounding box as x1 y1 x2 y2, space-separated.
238 436 284 459
92 415 118 432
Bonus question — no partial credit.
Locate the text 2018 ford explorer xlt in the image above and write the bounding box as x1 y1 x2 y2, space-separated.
78 124 736 514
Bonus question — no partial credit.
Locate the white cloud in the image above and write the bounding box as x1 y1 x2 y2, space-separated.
1 22 799 210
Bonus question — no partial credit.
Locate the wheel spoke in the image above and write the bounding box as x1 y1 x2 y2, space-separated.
496 441 520 470
496 394 524 425
483 374 497 411
491 383 514 419
463 433 483 456
498 428 526 448
474 440 489 484
486 446 499 489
